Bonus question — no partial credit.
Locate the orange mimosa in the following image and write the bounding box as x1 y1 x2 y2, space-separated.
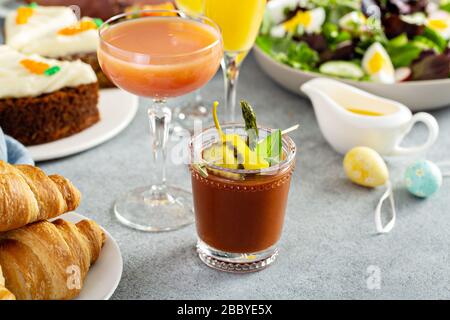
203 0 267 122
98 17 222 98
204 0 266 52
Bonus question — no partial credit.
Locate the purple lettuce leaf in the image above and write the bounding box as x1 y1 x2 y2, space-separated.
319 41 356 63
382 15 424 39
411 49 450 80
293 34 328 53
366 0 429 15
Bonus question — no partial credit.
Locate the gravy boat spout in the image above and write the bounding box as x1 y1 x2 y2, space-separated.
300 78 439 156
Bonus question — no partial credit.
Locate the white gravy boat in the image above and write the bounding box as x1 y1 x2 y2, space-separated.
301 78 439 156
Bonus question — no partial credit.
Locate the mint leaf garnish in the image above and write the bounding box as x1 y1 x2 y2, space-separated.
257 129 282 165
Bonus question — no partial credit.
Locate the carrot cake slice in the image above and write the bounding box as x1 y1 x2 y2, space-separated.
0 45 100 146
5 4 114 88
24 0 162 21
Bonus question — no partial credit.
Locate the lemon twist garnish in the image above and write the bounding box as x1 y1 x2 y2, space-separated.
213 101 225 142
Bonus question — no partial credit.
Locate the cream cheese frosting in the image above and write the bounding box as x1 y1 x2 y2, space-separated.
0 45 97 99
5 6 100 58
5 6 78 52
19 18 99 58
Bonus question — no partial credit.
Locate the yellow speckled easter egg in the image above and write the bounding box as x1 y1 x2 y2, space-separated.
343 147 389 188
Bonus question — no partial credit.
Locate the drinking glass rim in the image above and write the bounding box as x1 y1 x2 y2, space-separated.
98 9 223 60
190 123 297 176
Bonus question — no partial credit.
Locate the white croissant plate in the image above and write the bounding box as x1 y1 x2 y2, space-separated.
28 89 139 162
54 212 123 300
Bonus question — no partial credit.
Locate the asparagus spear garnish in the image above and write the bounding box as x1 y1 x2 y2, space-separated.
211 101 268 169
240 100 259 150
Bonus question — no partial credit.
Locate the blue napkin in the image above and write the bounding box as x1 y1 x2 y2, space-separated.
0 127 6 162
0 127 34 165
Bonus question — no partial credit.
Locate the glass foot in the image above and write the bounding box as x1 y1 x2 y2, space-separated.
114 185 194 232
174 101 213 130
196 240 278 273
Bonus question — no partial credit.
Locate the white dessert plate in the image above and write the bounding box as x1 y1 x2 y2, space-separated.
29 89 138 162
53 212 123 300
254 45 450 112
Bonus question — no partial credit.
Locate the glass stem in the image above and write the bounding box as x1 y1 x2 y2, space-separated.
148 99 171 196
222 52 241 123
195 90 203 104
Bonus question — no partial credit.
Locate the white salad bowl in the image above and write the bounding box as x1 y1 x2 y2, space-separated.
254 45 450 111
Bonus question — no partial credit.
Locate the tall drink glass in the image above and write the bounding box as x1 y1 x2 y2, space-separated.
173 0 213 129
204 0 267 122
190 125 296 272
98 10 223 231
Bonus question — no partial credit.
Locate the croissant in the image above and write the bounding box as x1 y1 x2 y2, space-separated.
0 161 81 232
0 265 15 300
0 219 105 300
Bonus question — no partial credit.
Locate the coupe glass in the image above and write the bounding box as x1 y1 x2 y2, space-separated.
98 10 223 232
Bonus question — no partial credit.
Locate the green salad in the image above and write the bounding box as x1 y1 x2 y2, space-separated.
257 0 450 83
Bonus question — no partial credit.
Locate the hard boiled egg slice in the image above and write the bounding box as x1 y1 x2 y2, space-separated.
339 11 367 33
266 0 301 25
400 12 427 25
362 42 395 84
270 7 326 37
426 11 450 39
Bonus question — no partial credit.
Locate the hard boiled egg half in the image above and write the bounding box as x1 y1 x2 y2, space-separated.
266 0 301 24
339 11 367 33
270 7 326 37
362 42 395 84
426 10 450 39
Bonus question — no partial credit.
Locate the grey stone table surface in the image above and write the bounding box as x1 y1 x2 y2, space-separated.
28 54 450 299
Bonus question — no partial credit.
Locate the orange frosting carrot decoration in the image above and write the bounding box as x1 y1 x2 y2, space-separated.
20 59 50 75
58 20 98 36
16 7 34 24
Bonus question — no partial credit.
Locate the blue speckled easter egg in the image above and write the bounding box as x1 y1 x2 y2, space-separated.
404 160 442 198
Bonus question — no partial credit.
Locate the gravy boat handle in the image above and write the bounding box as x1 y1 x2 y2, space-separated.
391 112 439 156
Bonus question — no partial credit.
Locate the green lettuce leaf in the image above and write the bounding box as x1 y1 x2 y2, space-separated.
256 35 319 71
386 35 422 68
422 27 447 53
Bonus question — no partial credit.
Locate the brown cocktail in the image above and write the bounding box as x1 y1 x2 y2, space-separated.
190 117 296 273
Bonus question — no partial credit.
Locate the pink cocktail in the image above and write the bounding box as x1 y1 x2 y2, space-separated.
99 17 222 98
98 11 223 232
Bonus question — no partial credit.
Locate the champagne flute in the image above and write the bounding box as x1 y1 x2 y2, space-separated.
173 0 212 130
204 0 267 122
